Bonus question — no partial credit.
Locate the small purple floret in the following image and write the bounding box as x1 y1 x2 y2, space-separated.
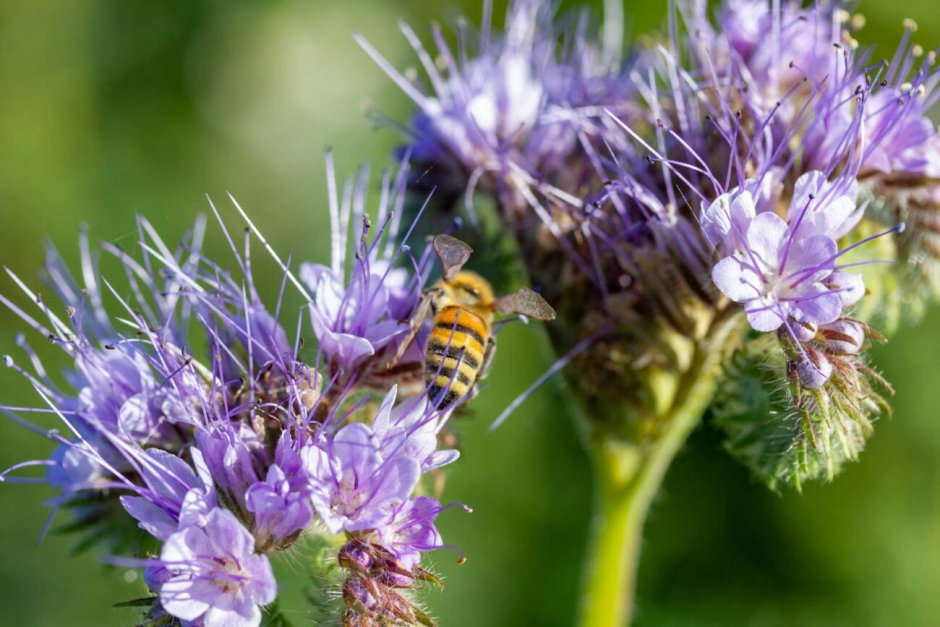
303 422 421 535
158 508 276 627
709 179 862 333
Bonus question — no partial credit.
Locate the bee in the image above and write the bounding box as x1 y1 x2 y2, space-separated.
412 234 556 409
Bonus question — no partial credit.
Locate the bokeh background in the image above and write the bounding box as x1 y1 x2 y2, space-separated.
1 1 938 625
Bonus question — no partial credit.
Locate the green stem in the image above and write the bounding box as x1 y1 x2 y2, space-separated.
577 315 742 627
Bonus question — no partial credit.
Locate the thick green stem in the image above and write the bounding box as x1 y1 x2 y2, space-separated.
577 316 742 627
578 440 644 627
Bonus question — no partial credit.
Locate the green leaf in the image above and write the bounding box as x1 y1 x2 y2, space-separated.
113 596 158 608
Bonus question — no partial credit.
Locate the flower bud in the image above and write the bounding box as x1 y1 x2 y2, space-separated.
791 321 818 343
820 320 865 354
377 563 416 589
343 575 379 613
338 539 375 573
795 353 833 389
713 330 891 490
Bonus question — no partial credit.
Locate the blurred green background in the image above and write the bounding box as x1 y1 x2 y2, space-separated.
1 0 938 625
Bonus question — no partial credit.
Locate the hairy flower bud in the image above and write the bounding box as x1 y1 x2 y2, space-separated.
713 319 892 489
338 539 439 627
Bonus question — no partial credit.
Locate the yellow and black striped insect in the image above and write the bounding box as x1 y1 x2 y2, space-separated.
416 235 556 409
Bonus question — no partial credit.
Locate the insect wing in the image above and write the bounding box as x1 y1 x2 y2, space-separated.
493 287 556 320
433 234 473 280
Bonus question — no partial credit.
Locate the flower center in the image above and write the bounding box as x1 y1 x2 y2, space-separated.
212 556 247 594
332 474 366 517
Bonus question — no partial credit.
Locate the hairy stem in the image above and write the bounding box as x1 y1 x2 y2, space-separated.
577 314 741 627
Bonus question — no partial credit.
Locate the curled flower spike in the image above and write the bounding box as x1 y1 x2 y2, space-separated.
372 0 927 492
1 159 492 626
713 317 891 489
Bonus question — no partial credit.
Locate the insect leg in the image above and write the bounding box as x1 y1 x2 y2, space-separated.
388 292 432 368
477 336 497 382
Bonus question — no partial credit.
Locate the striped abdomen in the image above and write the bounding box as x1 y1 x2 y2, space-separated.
425 306 489 409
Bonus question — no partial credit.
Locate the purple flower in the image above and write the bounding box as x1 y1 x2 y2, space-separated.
302 422 420 534
712 207 843 333
1 185 474 626
804 85 940 182
824 270 865 308
706 169 867 335
410 49 547 174
787 171 862 241
377 496 445 569
2 221 212 541
216 303 295 377
802 103 856 174
720 0 770 61
67 343 199 452
719 0 843 97
701 190 757 253
194 422 266 516
302 260 411 372
801 28 939 182
47 441 105 491
358 1 550 180
299 161 426 377
159 508 276 627
359 0 629 207
121 448 215 541
75 350 152 428
244 433 313 550
859 88 940 179
372 386 459 472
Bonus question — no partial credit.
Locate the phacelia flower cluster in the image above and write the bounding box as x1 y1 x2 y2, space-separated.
368 0 938 487
1 162 478 626
3 0 939 624
358 0 634 225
